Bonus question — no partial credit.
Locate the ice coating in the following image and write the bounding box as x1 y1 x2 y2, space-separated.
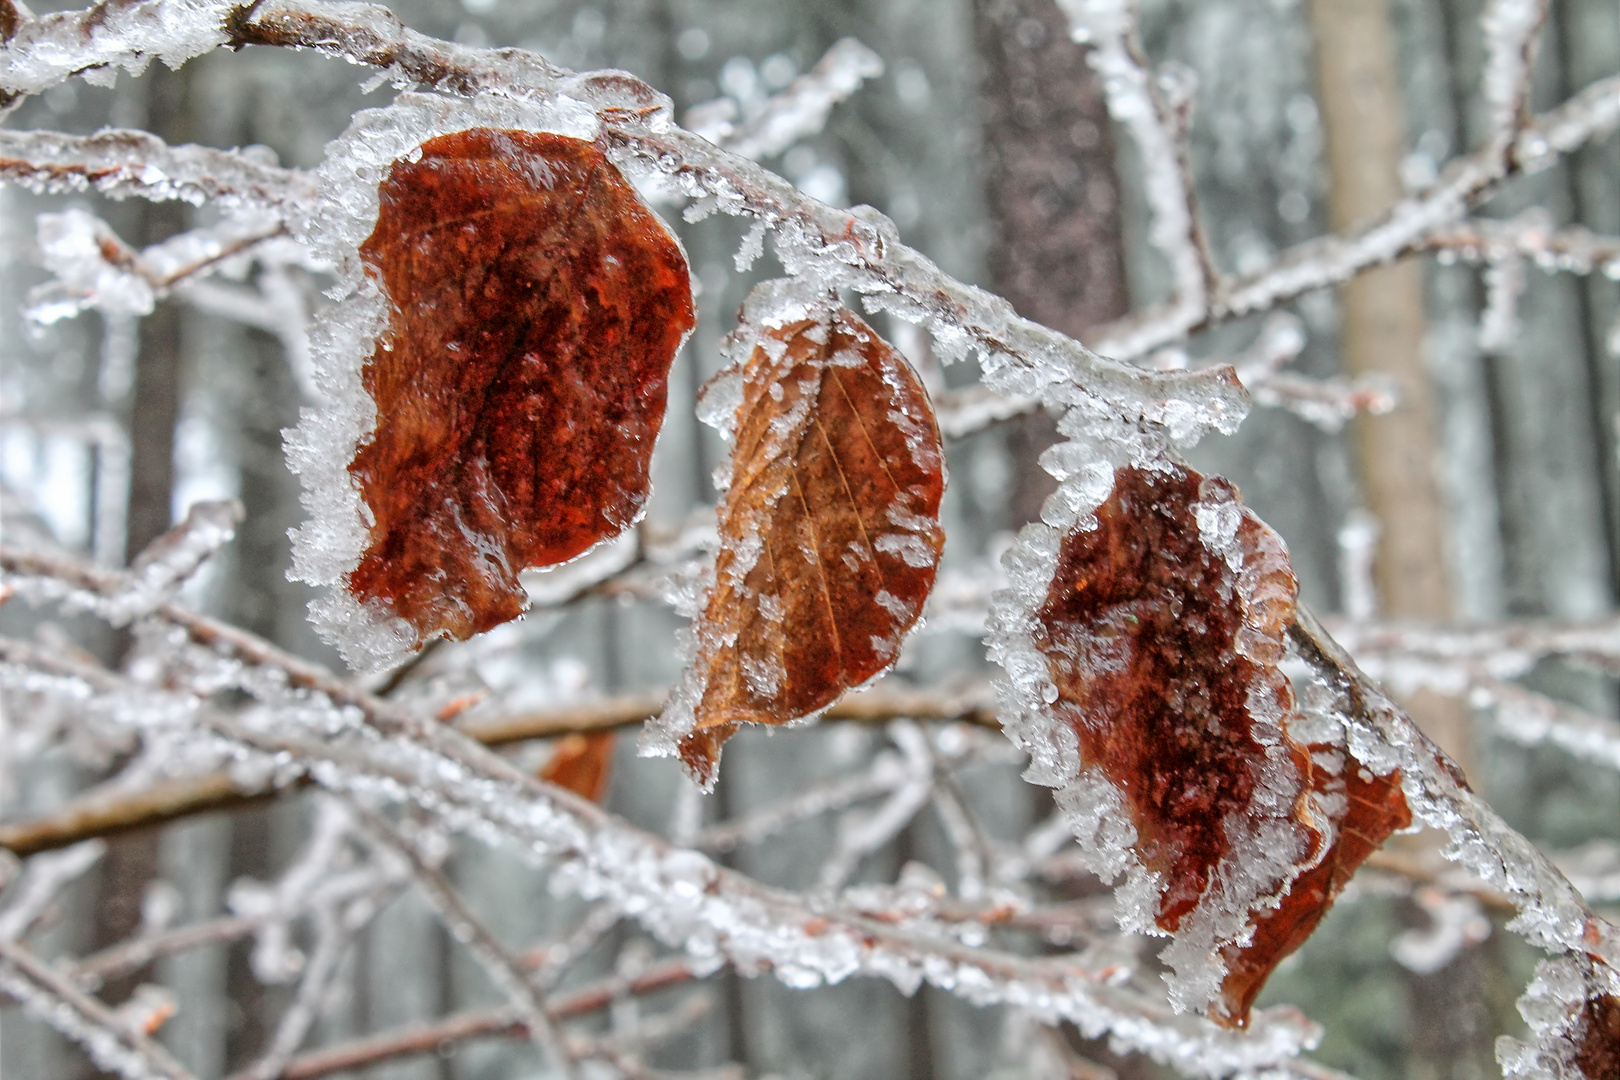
1498 953 1620 1080
2 522 1327 1078
991 461 1411 1023
286 94 692 672
0 0 233 100
650 289 945 787
3 500 242 627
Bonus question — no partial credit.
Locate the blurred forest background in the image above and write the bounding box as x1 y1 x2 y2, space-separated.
1 0 1617 1078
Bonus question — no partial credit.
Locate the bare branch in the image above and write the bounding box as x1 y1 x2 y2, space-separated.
276 957 702 1080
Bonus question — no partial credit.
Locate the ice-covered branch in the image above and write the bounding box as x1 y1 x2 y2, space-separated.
0 544 1322 1076
25 207 302 326
1087 71 1620 365
1471 679 1620 774
350 805 576 1079
0 0 238 107
5 499 241 625
0 128 307 207
1426 215 1620 277
686 38 883 161
0 840 105 942
0 936 198 1080
1059 0 1217 320
1289 608 1619 969
1332 612 1620 679
1479 0 1549 146
0 665 1000 858
937 314 1393 438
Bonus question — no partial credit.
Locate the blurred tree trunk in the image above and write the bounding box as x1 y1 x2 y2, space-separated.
1308 3 1492 1078
974 0 1130 528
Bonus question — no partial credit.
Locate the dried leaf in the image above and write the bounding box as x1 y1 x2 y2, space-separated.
346 128 694 648
540 732 616 803
674 305 945 786
1033 463 1407 1025
1215 755 1410 1024
1574 989 1619 1080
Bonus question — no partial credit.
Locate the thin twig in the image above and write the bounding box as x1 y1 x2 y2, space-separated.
0 936 198 1080
276 957 701 1080
349 805 578 1080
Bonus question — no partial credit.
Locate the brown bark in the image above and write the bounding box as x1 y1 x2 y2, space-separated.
974 0 1131 527
1309 0 1454 626
1309 3 1490 1078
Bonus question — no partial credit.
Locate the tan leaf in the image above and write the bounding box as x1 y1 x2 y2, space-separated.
673 304 945 786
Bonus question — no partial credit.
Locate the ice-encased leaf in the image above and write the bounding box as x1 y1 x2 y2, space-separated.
1499 952 1620 1080
993 462 1410 1024
288 97 694 672
652 294 945 787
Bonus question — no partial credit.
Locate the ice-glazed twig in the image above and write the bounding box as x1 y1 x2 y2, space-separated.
1330 613 1620 677
0 936 198 1080
0 0 235 107
1058 0 1217 319
1470 679 1620 773
350 805 578 1080
25 207 298 326
228 904 357 1080
929 776 990 901
1478 252 1528 351
695 752 907 854
0 658 1000 859
521 902 622 987
0 127 308 207
1551 840 1620 905
4 499 241 625
1289 606 1619 970
686 38 884 161
0 840 105 942
1425 215 1620 276
1189 313 1396 432
1479 0 1549 147
1088 71 1620 366
0 545 1326 1076
817 721 936 891
937 315 1395 436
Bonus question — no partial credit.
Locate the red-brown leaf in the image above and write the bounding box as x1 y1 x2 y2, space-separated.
677 306 946 785
346 128 694 648
1215 756 1411 1024
540 732 616 803
1574 989 1620 1080
1033 462 1408 1026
